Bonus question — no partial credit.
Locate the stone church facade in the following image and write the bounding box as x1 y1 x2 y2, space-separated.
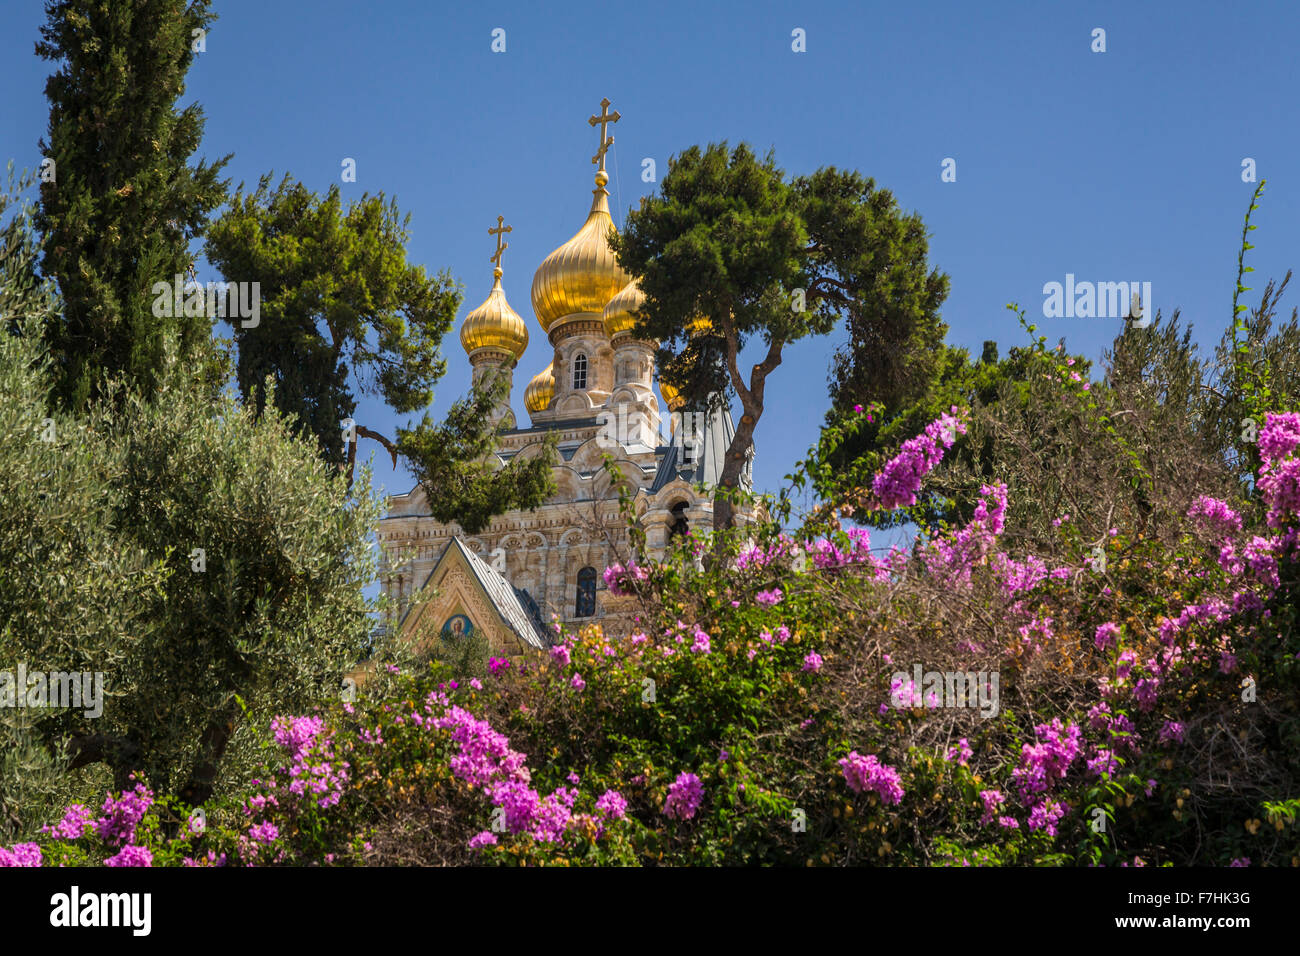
377 99 753 659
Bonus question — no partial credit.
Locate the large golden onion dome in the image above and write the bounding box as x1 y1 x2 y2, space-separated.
524 363 555 414
460 267 529 359
603 278 645 339
531 171 632 334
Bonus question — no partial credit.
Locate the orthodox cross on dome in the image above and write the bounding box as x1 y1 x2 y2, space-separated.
488 215 512 276
588 97 620 177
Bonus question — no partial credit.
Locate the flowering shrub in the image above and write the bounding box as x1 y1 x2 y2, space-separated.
8 327 1300 868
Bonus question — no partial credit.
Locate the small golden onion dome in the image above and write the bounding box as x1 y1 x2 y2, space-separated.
659 379 685 411
687 314 713 336
531 175 632 333
603 278 645 339
460 269 529 360
524 363 555 414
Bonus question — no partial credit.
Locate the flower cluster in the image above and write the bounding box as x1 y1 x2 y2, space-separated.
1027 798 1068 837
432 705 530 788
838 751 905 806
603 560 648 596
663 772 705 821
0 843 41 867
104 844 153 867
595 789 628 820
871 410 966 510
41 804 94 841
270 714 349 809
1187 495 1244 536
1258 412 1300 527
1011 719 1081 799
94 783 153 847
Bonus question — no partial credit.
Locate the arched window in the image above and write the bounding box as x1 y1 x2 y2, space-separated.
668 502 690 542
575 566 597 618
572 352 588 390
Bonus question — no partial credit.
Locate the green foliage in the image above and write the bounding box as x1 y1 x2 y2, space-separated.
395 370 557 535
34 0 230 408
105 362 382 807
2 171 383 835
611 142 948 529
805 339 1044 530
203 173 460 465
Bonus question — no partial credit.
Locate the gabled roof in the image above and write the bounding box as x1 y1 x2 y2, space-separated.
407 537 553 651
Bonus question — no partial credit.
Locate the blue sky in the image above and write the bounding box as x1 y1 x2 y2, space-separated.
3 0 1299 530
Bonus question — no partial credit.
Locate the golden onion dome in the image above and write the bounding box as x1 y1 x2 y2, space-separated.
524 363 555 414
687 314 712 336
659 379 685 411
603 278 645 339
460 268 529 360
531 173 632 333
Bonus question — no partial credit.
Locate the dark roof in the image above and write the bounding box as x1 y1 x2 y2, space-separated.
650 402 747 494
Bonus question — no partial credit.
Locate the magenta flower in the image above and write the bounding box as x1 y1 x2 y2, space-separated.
104 844 153 867
1187 496 1244 536
663 772 705 821
946 738 972 767
468 831 498 850
872 411 966 510
1027 798 1068 836
570 673 586 691
1094 622 1120 650
0 843 42 867
802 651 823 672
595 790 628 820
978 789 1005 824
42 804 94 841
94 783 153 847
1011 719 1081 798
838 751 905 805
603 560 649 596
755 588 783 607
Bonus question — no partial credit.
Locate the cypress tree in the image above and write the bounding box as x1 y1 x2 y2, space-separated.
34 0 229 408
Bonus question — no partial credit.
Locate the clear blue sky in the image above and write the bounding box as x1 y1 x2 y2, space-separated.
4 0 1299 524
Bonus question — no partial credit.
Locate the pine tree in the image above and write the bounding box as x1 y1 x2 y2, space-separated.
34 0 229 408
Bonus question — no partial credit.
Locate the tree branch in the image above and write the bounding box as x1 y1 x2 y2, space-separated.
346 424 400 489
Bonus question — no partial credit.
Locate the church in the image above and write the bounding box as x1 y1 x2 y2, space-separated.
377 99 754 659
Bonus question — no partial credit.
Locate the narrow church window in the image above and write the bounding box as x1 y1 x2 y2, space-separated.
575 566 597 617
573 352 588 390
669 502 690 542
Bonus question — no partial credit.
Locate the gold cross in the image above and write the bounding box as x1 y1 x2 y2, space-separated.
588 97 620 173
488 215 511 270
